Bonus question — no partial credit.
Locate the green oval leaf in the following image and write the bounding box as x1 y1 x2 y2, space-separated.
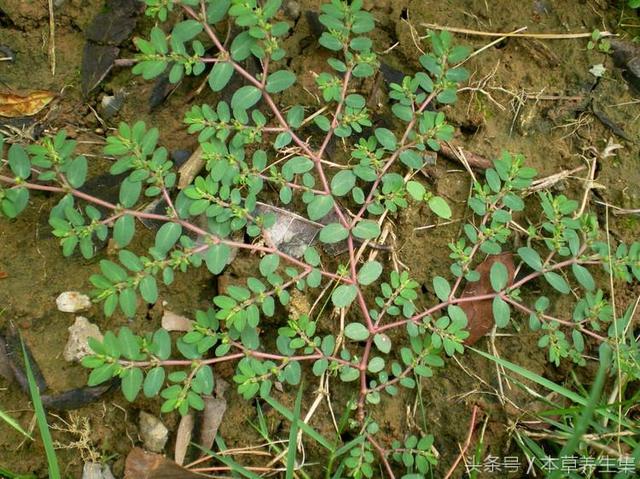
432 276 450 301
428 196 452 219
353 220 380 240
307 194 335 221
332 284 357 308
319 223 348 244
205 243 231 275
492 296 511 327
231 85 262 111
489 262 508 292
266 70 296 93
572 263 595 291
330 170 356 197
517 247 542 271
357 261 382 285
113 214 135 248
143 366 165 398
122 367 143 402
155 223 182 254
208 61 234 92
345 322 369 341
544 271 571 294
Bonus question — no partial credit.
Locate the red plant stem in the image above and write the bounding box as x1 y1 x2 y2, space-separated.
0 174 349 283
185 4 380 379
503 296 606 341
350 90 438 229
186 2 350 226
120 351 323 368
367 435 396 479
377 255 602 334
443 405 480 479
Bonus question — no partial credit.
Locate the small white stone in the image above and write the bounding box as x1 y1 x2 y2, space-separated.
64 317 103 362
139 411 169 453
82 462 115 479
161 309 193 332
56 291 92 313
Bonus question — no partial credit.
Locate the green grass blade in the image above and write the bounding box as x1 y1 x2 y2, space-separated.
0 467 37 479
0 407 33 440
550 344 612 479
21 338 60 479
262 394 334 451
471 347 627 426
285 385 304 479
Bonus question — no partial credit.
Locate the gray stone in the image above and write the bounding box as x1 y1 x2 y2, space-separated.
64 317 103 362
82 462 115 479
139 411 168 453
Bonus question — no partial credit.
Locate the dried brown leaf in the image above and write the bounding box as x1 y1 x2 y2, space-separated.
461 253 515 346
198 395 227 453
124 448 203 479
0 90 55 118
174 413 194 466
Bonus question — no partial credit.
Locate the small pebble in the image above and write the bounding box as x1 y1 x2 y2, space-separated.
82 462 115 479
283 0 300 20
139 412 169 453
56 291 92 313
161 309 193 332
64 316 103 362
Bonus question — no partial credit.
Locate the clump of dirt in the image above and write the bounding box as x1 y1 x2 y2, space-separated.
1 0 639 477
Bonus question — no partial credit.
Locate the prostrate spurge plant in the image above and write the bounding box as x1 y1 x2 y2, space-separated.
1 1 639 476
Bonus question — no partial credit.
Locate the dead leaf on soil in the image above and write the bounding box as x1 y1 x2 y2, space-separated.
198 394 228 453
461 252 515 346
0 90 55 118
124 447 203 479
174 413 194 466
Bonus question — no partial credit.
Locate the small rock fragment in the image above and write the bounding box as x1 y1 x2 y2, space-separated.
82 462 116 479
56 291 92 313
139 412 168 453
161 309 193 332
64 317 103 362
284 0 300 20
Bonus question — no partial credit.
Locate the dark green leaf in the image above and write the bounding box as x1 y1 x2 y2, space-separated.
544 271 571 294
319 223 348 243
353 220 380 240
357 261 382 285
492 296 510 327
208 61 234 92
489 262 508 292
113 215 135 248
205 243 230 274
345 322 369 341
143 367 165 397
572 263 595 291
122 367 143 401
67 156 87 188
155 223 182 254
307 195 334 220
266 70 296 93
432 276 450 300
231 85 262 111
517 247 542 271
332 284 357 308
